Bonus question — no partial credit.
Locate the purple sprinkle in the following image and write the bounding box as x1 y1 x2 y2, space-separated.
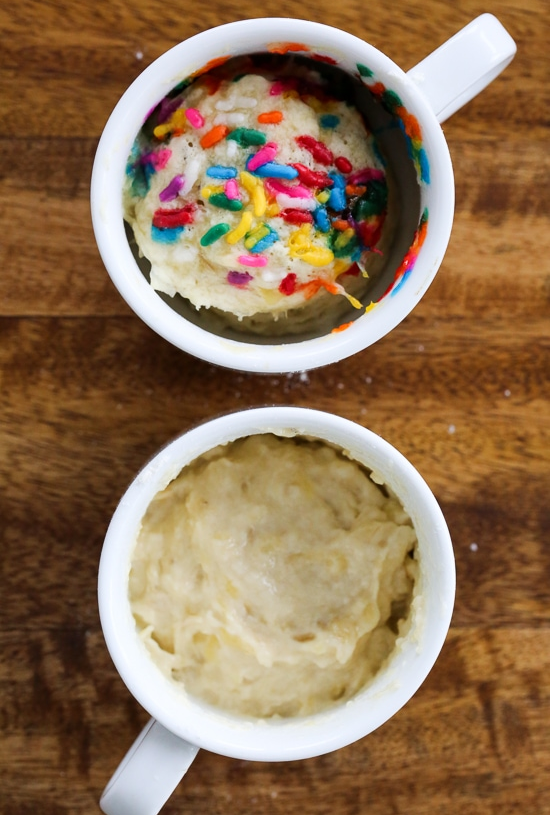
159 174 184 202
157 96 184 124
227 271 253 287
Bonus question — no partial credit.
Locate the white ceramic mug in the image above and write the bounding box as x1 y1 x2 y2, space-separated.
91 15 515 374
98 406 456 815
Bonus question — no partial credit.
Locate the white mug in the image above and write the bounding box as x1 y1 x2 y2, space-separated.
98 406 456 815
91 15 515 374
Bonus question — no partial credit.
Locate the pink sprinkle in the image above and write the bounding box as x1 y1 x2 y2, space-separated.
159 174 184 202
269 78 297 96
224 178 240 199
348 167 386 185
238 254 268 267
185 108 205 129
264 179 312 199
247 142 278 171
227 270 253 287
150 148 172 170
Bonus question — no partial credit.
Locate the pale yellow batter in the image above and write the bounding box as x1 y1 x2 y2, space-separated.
129 434 417 718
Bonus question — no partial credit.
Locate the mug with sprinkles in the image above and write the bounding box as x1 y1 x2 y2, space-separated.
91 15 515 372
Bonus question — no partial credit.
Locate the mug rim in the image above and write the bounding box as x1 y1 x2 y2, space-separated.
90 18 455 374
98 406 455 761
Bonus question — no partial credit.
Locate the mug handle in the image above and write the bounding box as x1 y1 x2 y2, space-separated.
407 13 516 123
100 718 199 815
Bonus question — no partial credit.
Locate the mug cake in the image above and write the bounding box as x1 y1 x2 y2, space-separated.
129 434 417 718
123 55 394 334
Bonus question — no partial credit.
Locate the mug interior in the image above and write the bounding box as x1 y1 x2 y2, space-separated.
98 407 455 761
125 51 422 344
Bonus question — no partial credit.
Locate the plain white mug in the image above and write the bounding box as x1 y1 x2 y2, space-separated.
98 406 456 815
91 15 515 373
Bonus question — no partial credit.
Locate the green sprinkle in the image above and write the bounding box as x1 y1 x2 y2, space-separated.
357 63 374 78
320 114 340 129
353 180 388 219
381 89 403 114
329 230 359 259
208 193 244 211
200 223 231 246
226 128 267 147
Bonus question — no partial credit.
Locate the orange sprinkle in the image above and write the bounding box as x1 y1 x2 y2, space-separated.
268 41 309 54
200 124 230 148
396 106 422 141
257 110 284 124
370 82 386 97
299 278 340 300
331 321 354 334
191 55 230 78
332 219 350 231
345 184 367 197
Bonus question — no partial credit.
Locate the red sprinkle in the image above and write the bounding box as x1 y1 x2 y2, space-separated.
279 273 298 295
335 156 353 174
357 217 383 247
279 209 314 225
343 262 361 277
311 53 338 65
291 163 334 188
152 204 196 229
295 135 334 165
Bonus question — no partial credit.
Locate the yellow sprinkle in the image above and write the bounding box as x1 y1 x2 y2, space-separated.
316 190 330 204
200 184 224 199
365 301 377 312
252 183 267 217
240 171 259 194
334 228 355 251
226 210 254 244
288 224 313 255
169 109 187 130
333 259 349 276
346 294 363 310
299 246 335 267
153 122 172 139
265 202 280 217
244 223 270 250
153 108 187 139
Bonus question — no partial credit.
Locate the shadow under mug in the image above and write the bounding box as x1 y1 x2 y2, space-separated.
98 407 456 815
91 14 515 373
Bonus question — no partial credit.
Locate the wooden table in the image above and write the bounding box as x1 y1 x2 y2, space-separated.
1 0 548 812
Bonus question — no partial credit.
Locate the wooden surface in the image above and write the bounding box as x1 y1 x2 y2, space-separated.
1 0 549 813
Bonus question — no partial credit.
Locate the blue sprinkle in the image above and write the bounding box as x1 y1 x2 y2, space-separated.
351 247 362 262
417 148 430 184
391 268 414 295
206 165 238 179
320 114 340 129
253 162 299 180
327 171 346 211
250 229 279 253
151 225 184 243
314 206 331 232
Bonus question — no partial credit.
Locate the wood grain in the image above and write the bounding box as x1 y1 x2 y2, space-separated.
1 0 549 813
